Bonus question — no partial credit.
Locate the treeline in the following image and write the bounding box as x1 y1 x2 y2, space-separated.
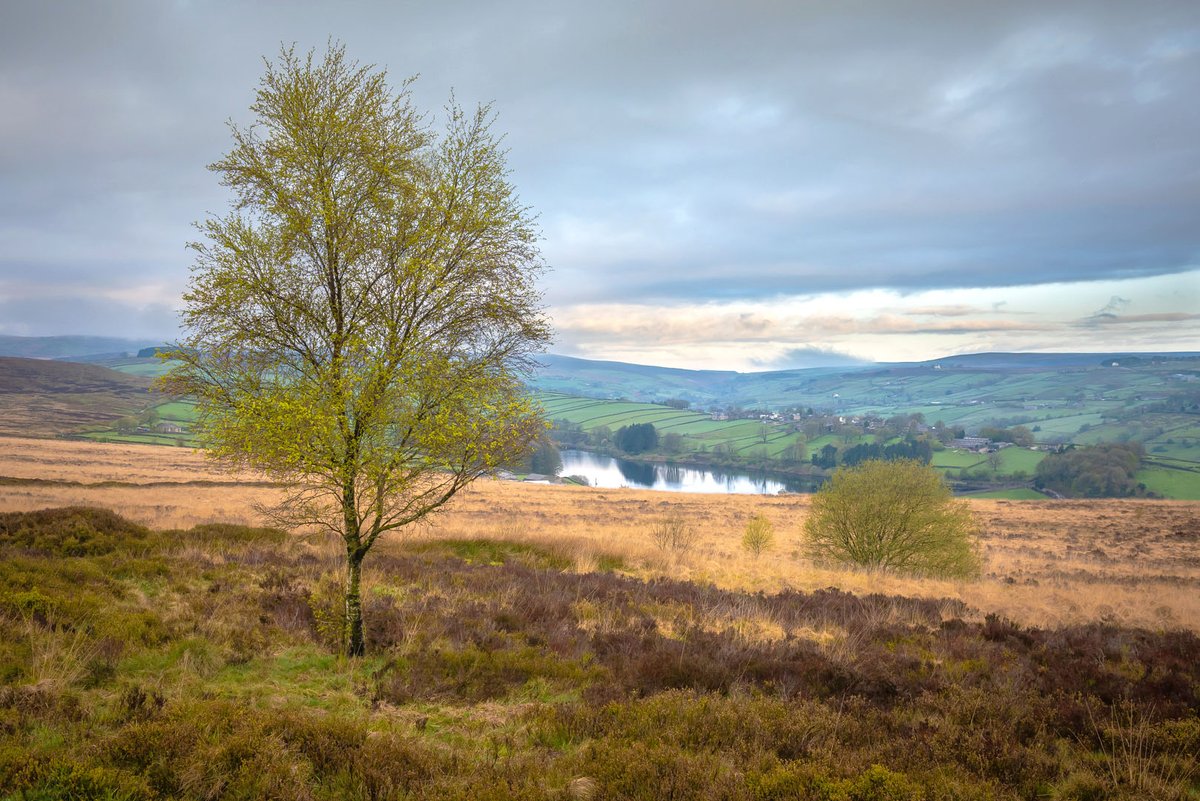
552 416 941 474
1034 442 1148 498
549 420 662 456
614 422 658 454
811 436 932 469
508 435 563 476
978 425 1034 446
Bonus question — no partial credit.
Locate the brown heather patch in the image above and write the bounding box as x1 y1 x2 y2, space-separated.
1 435 1198 632
0 497 1197 798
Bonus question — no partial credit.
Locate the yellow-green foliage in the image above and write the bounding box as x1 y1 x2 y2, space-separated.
741 513 774 557
158 42 552 656
805 459 982 578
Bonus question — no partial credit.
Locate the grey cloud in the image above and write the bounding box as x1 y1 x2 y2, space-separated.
1074 312 1200 328
2 0 1200 338
749 347 870 369
554 307 1051 347
1098 296 1133 314
903 305 979 317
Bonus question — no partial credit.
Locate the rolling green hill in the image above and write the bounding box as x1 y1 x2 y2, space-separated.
2 349 1198 496
533 352 1200 443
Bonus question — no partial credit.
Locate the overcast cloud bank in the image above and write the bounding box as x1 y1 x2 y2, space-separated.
1 1 1197 366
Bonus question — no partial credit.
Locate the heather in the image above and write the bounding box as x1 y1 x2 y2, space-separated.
1 507 1197 799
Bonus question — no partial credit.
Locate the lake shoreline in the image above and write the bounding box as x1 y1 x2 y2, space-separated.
559 448 826 494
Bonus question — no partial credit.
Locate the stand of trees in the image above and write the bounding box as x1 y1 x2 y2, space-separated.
614 422 658 455
839 437 933 468
978 426 1035 447
813 436 932 469
524 437 562 476
1034 443 1147 497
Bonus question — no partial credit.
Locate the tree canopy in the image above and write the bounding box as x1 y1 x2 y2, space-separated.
615 422 659 455
804 460 981 578
162 44 550 656
1035 443 1146 497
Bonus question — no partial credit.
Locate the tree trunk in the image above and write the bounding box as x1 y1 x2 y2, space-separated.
345 553 365 657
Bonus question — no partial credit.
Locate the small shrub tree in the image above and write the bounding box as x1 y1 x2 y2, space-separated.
650 513 698 555
741 513 774 558
804 459 980 578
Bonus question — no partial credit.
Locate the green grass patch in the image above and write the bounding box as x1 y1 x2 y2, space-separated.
931 450 985 469
995 447 1046 474
79 431 195 447
962 488 1048 500
408 538 573 570
104 358 174 377
209 647 382 711
1136 465 1200 500
1029 412 1107 437
152 400 197 421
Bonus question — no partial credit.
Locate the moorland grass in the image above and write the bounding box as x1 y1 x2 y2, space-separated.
0 506 1198 799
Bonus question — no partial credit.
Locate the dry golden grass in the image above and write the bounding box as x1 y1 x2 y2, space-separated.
2 435 1197 632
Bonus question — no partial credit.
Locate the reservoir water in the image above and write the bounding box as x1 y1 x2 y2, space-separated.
559 449 817 495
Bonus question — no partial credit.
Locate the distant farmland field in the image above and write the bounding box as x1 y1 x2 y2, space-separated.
538 392 810 455
104 358 173 378
538 391 1200 498
1138 463 1200 500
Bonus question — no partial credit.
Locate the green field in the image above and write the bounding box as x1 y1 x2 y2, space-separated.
1026 413 1107 437
931 450 985 469
81 396 200 447
155 400 198 421
46 360 1200 497
80 431 195 447
1137 465 1200 500
962 488 1050 500
995 447 1046 474
541 391 1068 484
540 389 1200 498
539 392 816 460
104 357 173 377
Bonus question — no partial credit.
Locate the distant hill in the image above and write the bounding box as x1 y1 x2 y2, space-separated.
534 354 741 400
0 335 160 361
0 356 154 436
908 352 1191 370
531 351 1200 410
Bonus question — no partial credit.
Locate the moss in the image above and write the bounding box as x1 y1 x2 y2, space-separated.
408 538 573 570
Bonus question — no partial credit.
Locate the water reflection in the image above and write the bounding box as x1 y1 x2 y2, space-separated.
560 449 817 495
616 459 657 486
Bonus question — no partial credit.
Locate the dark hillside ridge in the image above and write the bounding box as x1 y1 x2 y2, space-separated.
0 334 159 361
539 353 736 379
0 356 152 395
0 356 154 436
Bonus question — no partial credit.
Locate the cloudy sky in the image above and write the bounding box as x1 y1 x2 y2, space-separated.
2 1 1197 370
